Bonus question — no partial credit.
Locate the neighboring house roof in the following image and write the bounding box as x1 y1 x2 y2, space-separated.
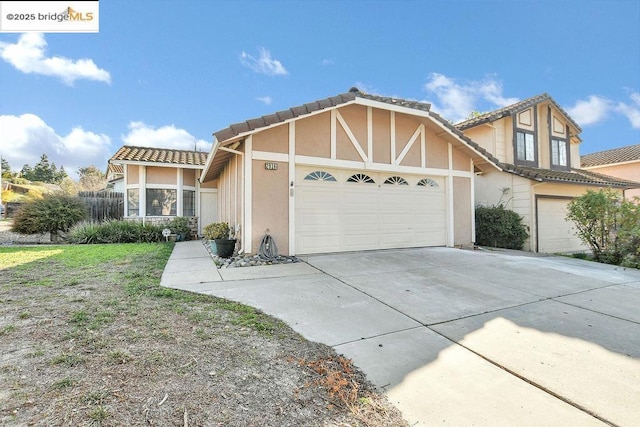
213 87 432 143
455 93 582 134
499 163 640 189
581 144 640 167
108 163 124 175
109 146 208 167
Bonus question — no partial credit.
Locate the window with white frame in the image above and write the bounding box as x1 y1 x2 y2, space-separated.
183 190 196 216
127 189 139 216
146 189 176 216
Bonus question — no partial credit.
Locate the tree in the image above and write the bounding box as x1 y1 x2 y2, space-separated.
12 194 88 241
566 189 640 265
78 165 107 191
1 157 12 179
21 154 68 184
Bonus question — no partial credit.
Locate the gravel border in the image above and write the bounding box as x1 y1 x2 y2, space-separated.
202 239 300 269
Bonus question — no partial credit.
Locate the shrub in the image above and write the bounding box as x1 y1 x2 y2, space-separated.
68 220 165 244
566 189 639 266
475 205 529 250
169 216 190 235
203 222 230 240
12 194 88 241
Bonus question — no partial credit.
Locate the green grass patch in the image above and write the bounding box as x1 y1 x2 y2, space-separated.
51 353 85 367
51 378 76 389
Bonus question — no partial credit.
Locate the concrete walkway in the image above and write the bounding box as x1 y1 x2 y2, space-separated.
161 242 640 426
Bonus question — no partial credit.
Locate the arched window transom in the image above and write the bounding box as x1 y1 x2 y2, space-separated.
384 176 409 185
417 178 439 188
347 173 375 184
304 171 337 182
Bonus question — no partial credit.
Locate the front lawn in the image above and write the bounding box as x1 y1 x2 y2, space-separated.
0 243 404 426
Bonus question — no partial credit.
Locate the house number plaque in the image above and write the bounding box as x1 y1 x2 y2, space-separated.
265 162 278 170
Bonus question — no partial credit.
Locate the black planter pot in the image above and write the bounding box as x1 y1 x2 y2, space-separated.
214 239 237 258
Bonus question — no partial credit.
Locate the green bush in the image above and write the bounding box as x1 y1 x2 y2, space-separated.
12 194 88 241
475 205 529 250
203 222 230 240
566 190 640 266
169 216 190 235
68 220 165 244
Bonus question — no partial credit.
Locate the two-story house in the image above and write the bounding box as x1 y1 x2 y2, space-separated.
456 94 639 253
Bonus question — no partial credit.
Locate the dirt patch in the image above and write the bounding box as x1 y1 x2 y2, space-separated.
0 243 407 426
0 220 50 244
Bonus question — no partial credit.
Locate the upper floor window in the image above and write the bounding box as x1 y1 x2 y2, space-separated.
551 139 568 168
516 131 536 164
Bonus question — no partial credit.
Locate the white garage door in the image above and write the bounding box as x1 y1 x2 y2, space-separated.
295 168 447 254
537 197 588 253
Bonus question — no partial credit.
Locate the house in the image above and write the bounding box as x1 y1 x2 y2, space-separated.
581 144 640 200
455 94 640 253
199 88 502 256
105 163 124 193
107 146 217 235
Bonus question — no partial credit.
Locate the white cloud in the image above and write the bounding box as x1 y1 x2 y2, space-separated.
0 33 111 85
0 113 111 175
240 47 287 76
424 73 518 122
565 92 640 129
566 95 613 126
122 121 212 152
616 92 640 129
256 96 272 105
321 59 333 66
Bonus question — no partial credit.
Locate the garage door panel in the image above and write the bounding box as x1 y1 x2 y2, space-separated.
537 198 588 253
296 167 448 254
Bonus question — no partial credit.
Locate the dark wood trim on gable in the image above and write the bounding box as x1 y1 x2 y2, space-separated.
548 105 571 172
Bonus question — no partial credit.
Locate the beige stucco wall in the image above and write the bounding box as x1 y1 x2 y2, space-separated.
252 160 289 255
295 112 330 158
126 165 139 184
339 104 368 158
475 169 533 250
424 127 448 169
184 169 196 186
253 124 288 153
585 162 640 199
452 147 470 171
218 154 242 231
372 108 391 164
453 177 472 245
463 126 495 159
336 120 363 161
147 166 177 185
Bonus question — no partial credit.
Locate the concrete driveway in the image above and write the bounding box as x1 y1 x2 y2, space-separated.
163 243 640 426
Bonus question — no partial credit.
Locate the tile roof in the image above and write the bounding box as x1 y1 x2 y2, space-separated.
213 87 432 143
499 163 640 188
109 146 208 167
455 93 582 133
581 144 640 167
107 163 123 174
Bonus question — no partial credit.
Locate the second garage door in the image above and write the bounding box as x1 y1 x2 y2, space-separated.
537 197 588 253
295 168 447 254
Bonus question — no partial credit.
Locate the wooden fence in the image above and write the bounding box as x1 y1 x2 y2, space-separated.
78 191 124 223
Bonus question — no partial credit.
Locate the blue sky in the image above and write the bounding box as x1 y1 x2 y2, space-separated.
0 0 639 176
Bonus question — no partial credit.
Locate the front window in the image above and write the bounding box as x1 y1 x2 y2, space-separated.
127 189 139 216
551 139 568 167
183 190 196 216
146 189 176 216
516 131 535 162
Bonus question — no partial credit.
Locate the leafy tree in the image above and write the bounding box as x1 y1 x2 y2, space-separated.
12 194 88 241
78 165 107 191
475 205 529 250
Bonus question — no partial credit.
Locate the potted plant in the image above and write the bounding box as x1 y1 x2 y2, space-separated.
169 216 191 241
203 222 236 258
